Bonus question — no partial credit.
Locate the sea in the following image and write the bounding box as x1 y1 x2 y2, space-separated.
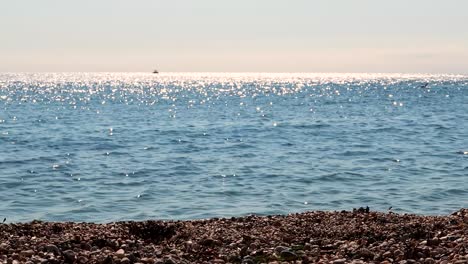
0 73 467 222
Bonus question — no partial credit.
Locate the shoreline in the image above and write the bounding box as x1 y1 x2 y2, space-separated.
0 209 466 264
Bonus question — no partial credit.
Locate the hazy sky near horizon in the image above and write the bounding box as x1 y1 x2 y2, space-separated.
1 0 468 73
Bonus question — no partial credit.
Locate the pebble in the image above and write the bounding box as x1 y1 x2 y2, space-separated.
241 257 254 264
141 257 155 264
77 256 89 264
115 249 125 258
274 246 289 254
20 250 35 257
383 251 392 258
332 259 347 264
355 248 375 259
62 250 76 263
0 209 466 263
163 257 176 264
45 244 61 255
280 249 298 261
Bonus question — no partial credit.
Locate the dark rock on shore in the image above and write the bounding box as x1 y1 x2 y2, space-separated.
0 209 467 263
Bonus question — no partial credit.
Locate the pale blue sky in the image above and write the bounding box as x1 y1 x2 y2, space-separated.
1 0 467 73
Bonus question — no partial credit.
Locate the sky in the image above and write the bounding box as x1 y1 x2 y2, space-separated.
1 0 467 73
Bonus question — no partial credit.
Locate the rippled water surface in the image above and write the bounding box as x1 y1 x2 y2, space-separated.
0 73 467 222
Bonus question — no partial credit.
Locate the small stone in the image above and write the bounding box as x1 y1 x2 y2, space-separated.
395 249 405 260
416 252 426 258
241 257 254 264
77 256 89 264
280 250 298 261
383 251 392 258
20 250 35 257
120 257 131 264
101 255 114 264
228 254 241 263
62 250 75 263
115 249 125 259
200 238 220 247
274 246 289 254
427 239 441 246
163 257 176 264
141 257 155 264
45 244 61 255
332 259 347 264
127 253 139 263
184 240 193 251
355 248 375 260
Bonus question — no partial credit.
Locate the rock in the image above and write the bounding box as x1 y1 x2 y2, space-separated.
354 248 375 260
62 250 75 263
163 257 176 264
274 246 289 254
120 257 131 264
228 254 241 263
241 257 254 264
280 250 298 261
141 257 155 264
127 253 139 263
0 243 9 250
80 242 92 251
184 240 193 251
77 256 89 264
115 249 125 259
332 259 347 264
383 251 392 258
200 237 220 247
100 255 114 264
45 244 61 255
426 239 441 246
20 250 35 257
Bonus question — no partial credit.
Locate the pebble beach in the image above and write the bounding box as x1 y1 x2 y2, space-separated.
1 209 467 264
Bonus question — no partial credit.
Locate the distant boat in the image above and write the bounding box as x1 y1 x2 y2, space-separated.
152 70 159 74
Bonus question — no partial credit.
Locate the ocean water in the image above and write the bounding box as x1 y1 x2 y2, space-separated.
0 73 467 222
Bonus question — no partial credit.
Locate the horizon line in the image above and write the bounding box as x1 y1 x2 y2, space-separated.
1 71 467 76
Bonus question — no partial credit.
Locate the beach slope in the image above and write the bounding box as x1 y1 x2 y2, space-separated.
0 209 467 263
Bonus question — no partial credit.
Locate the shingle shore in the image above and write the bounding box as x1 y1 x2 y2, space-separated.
0 209 467 264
